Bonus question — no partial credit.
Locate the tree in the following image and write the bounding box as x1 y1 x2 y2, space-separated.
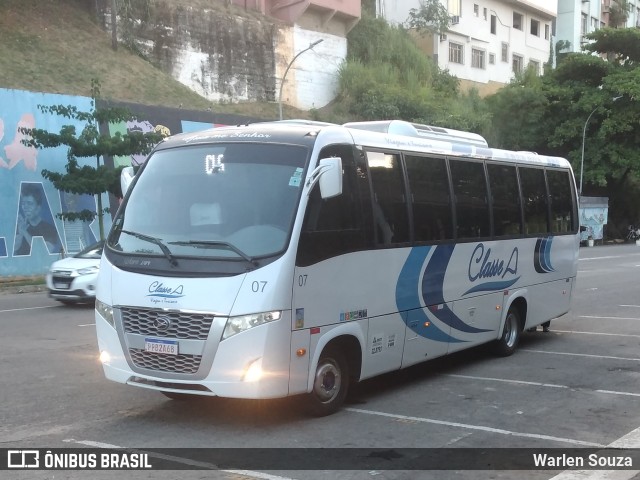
406 0 451 36
608 0 631 28
22 80 164 240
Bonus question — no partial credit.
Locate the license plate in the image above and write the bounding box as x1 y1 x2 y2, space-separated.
144 338 178 355
54 283 69 290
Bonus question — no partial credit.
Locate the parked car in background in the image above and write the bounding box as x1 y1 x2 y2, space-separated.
46 241 103 304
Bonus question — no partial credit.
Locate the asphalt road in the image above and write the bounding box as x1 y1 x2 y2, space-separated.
3 243 640 479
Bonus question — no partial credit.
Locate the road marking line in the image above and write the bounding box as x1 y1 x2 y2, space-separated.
550 426 640 479
0 305 60 313
551 329 640 338
78 323 96 327
63 439 296 480
579 315 640 321
522 349 640 362
580 254 640 261
596 390 640 398
620 305 640 308
445 374 568 389
446 373 640 399
345 408 604 447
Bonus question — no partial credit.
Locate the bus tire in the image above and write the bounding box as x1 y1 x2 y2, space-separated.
307 348 349 417
494 307 521 357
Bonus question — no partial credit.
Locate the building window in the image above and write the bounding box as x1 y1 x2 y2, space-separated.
545 24 550 40
489 53 496 64
474 4 479 16
529 60 540 75
501 42 509 62
531 19 540 36
472 48 486 69
483 8 487 20
592 17 599 29
512 54 524 74
449 42 464 64
513 12 523 30
581 13 587 36
491 15 497 34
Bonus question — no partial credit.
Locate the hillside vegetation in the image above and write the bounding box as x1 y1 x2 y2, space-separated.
0 0 303 120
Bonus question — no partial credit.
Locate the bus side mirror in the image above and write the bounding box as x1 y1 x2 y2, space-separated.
579 225 587 233
120 166 135 197
314 157 342 199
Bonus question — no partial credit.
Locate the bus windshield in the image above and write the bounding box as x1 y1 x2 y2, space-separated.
108 142 308 262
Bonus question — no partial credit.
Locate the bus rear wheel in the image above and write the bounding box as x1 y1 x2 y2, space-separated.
307 348 349 417
494 307 521 357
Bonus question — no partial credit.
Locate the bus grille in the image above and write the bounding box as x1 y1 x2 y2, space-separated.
121 307 214 340
129 349 202 374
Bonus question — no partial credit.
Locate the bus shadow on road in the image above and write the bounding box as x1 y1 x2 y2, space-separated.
346 329 557 408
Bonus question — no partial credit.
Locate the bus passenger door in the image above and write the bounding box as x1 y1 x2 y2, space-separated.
401 305 451 368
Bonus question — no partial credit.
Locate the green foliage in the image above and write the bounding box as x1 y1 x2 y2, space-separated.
484 83 549 152
337 14 494 131
346 15 437 81
583 27 640 64
22 79 164 239
406 0 450 36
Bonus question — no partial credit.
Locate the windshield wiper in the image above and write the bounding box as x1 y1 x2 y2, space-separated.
120 229 178 266
169 240 257 266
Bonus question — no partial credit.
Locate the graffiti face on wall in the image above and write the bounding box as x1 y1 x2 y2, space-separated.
13 182 63 256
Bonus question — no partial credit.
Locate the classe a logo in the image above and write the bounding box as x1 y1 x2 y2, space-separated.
154 315 171 332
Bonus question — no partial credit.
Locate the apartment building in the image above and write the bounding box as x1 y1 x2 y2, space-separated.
379 0 556 95
556 0 640 59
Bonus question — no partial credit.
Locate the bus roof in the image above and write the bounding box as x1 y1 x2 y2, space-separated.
154 120 572 170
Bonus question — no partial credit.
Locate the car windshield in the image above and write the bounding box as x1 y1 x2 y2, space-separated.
75 241 104 259
108 142 308 261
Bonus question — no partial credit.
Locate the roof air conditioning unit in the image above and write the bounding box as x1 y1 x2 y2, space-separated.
451 15 460 25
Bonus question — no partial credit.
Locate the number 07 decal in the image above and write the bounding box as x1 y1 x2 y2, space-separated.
252 281 267 292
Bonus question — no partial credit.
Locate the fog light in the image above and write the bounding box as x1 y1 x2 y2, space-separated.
243 358 263 382
99 350 111 364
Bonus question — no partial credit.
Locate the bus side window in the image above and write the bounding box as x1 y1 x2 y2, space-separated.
366 151 410 246
487 163 522 237
519 167 549 235
449 159 491 239
405 154 453 242
296 145 365 266
546 169 575 234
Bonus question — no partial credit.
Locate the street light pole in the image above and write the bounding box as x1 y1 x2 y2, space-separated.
278 39 324 121
579 95 622 196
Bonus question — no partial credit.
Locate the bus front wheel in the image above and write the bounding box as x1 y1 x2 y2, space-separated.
307 348 349 416
494 307 521 357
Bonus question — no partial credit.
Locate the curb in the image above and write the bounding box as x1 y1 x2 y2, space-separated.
0 282 47 295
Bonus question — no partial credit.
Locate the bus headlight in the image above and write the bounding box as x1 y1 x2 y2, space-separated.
96 299 115 328
222 311 281 340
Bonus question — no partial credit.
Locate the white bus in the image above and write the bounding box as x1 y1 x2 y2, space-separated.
96 120 579 415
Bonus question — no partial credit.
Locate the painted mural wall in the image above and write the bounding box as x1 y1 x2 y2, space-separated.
0 88 257 279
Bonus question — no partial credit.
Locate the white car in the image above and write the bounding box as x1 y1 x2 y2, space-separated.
46 241 103 304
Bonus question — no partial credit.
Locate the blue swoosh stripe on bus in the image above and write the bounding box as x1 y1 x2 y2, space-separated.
543 237 555 272
422 245 491 334
396 246 462 343
147 293 185 298
462 277 520 296
533 238 546 273
534 237 554 273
